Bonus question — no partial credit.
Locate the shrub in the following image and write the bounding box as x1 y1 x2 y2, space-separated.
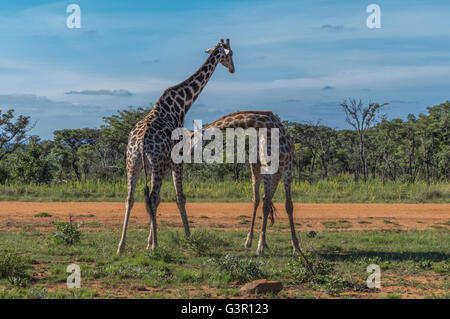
418 260 432 269
184 229 229 256
27 287 48 299
287 253 334 284
52 218 82 245
209 254 267 284
8 276 30 288
0 252 30 286
145 246 185 264
287 253 357 295
34 212 52 218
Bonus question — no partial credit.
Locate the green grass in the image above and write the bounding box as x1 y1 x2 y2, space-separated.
34 212 52 218
383 220 400 226
0 227 448 299
0 176 449 203
322 220 352 229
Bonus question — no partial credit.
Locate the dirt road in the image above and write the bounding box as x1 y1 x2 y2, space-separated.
0 202 448 231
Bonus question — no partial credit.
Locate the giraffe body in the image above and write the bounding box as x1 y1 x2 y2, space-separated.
191 111 300 256
117 40 235 254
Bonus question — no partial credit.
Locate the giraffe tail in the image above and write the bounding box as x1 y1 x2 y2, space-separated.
141 149 152 218
144 185 152 215
269 203 277 226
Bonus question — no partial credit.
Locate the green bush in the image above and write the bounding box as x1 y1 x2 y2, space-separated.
287 253 357 295
8 276 30 288
184 229 229 256
287 253 334 283
145 246 185 264
209 254 267 284
52 219 82 245
0 252 30 286
34 212 52 218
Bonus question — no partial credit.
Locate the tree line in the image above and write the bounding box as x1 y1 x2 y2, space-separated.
0 99 448 185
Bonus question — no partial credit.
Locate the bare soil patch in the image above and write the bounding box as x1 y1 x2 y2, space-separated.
0 202 448 232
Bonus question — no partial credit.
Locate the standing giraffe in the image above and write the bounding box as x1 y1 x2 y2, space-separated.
117 39 235 254
188 111 302 257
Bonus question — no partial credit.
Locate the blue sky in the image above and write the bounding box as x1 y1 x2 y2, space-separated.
0 0 449 139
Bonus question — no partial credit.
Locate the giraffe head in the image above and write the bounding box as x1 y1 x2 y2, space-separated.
205 39 235 74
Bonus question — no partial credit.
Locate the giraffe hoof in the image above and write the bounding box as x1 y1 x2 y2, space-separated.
256 245 264 256
116 246 125 255
245 233 253 248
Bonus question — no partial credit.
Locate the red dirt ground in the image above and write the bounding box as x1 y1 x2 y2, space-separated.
0 202 449 231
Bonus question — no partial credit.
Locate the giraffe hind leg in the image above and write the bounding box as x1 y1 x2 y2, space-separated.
145 164 164 250
256 174 273 256
261 172 281 250
117 153 141 255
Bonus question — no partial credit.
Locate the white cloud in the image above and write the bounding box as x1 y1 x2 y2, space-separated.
66 89 134 96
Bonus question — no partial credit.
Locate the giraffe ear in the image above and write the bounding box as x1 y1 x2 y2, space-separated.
205 48 214 54
224 49 230 55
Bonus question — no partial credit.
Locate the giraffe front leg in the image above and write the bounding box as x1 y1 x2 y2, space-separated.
171 163 190 238
245 163 261 248
146 220 153 250
283 172 301 254
257 199 271 256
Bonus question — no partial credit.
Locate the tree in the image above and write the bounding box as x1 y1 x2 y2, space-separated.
101 106 151 161
13 140 52 184
0 109 35 161
334 129 360 181
284 121 318 180
340 99 388 182
78 144 98 181
307 122 336 178
375 119 403 182
53 128 100 181
417 102 449 184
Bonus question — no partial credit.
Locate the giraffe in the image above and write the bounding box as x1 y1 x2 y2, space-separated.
116 39 235 255
187 111 303 257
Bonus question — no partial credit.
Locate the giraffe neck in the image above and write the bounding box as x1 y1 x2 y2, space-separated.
182 49 222 112
153 46 223 126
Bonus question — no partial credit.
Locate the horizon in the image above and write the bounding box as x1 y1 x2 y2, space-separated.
0 0 449 139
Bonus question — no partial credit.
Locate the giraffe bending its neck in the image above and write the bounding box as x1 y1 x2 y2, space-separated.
189 111 302 257
117 39 235 254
